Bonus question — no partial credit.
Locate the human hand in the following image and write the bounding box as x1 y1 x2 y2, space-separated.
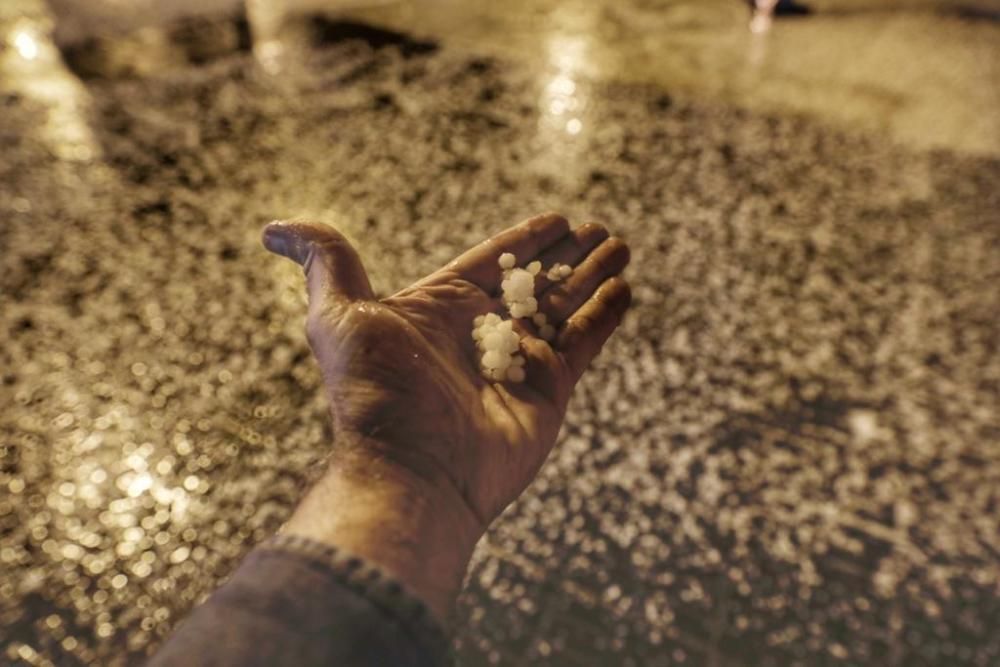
262 213 630 621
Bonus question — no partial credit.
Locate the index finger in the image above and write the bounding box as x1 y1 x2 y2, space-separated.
443 213 570 293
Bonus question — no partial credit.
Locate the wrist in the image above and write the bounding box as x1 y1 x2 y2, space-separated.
282 435 483 624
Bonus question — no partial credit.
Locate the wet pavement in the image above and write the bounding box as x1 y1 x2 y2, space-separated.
1 1 999 666
339 0 1000 156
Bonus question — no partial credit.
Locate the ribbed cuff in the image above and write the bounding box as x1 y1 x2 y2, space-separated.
256 534 452 665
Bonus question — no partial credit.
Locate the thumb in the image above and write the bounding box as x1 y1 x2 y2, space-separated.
262 220 375 308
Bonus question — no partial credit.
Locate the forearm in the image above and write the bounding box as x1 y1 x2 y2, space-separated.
283 434 484 625
151 433 482 667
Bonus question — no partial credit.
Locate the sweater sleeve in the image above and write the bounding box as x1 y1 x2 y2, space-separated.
147 534 451 667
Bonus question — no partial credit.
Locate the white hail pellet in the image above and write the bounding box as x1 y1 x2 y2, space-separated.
475 252 574 381
482 350 508 370
502 266 539 319
483 331 505 351
508 271 533 301
546 263 573 281
473 309 524 382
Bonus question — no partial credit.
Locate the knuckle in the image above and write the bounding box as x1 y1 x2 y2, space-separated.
557 322 582 348
599 276 630 301
589 249 615 276
553 293 576 319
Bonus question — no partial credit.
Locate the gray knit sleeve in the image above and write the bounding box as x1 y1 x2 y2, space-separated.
148 534 451 666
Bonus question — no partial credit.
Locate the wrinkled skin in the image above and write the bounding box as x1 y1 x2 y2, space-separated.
264 212 631 532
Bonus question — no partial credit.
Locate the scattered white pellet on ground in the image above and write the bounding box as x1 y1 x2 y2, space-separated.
526 260 541 276
498 252 516 269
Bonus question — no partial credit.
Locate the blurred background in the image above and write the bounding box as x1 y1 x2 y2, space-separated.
1 0 998 665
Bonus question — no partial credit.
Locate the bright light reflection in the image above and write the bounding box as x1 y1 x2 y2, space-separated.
14 31 38 60
2 20 100 162
127 473 153 497
540 32 592 141
254 39 284 74
548 73 576 97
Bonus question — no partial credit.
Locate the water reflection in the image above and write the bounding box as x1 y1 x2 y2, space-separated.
1 15 99 161
13 27 39 59
534 29 593 185
245 0 286 72
541 34 587 138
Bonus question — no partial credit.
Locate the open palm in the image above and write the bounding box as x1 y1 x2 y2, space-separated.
262 213 630 529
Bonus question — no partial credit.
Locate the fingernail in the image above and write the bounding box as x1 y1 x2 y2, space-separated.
263 221 318 271
262 221 294 258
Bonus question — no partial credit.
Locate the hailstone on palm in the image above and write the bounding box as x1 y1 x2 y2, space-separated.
471 252 577 382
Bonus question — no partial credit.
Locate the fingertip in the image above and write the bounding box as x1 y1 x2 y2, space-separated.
528 211 571 237
261 219 331 267
261 220 297 262
576 222 609 241
535 211 569 225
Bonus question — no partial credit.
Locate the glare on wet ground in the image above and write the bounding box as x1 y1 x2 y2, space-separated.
38 0 1000 155
339 0 1000 155
1 1 998 666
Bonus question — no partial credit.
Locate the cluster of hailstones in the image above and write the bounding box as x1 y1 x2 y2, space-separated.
472 252 574 382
